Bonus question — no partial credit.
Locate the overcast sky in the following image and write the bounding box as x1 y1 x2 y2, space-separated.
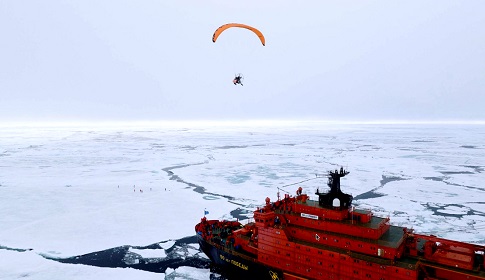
1 1 484 123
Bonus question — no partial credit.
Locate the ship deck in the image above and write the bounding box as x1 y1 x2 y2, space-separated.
287 222 406 249
292 200 384 229
280 207 388 230
291 234 420 269
378 224 406 248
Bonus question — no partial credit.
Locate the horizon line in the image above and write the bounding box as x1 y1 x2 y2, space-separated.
1 119 485 128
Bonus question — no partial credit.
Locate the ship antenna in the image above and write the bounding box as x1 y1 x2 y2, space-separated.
277 187 290 194
279 177 320 189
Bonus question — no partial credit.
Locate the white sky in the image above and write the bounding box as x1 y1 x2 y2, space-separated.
1 1 484 123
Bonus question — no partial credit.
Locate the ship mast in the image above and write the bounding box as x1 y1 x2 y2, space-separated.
315 167 353 209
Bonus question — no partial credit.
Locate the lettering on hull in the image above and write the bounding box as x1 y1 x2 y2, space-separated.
220 254 249 270
301 213 319 220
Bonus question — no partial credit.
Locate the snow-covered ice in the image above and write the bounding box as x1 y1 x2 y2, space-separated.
1 122 484 279
129 247 167 259
0 249 163 280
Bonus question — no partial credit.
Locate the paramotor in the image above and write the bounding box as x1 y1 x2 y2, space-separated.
233 73 244 86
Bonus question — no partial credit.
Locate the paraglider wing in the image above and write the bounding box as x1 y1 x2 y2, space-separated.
212 23 265 46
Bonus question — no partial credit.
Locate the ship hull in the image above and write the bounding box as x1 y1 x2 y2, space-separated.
197 234 285 280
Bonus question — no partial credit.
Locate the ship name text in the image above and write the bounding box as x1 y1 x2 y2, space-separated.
301 213 319 220
220 254 249 270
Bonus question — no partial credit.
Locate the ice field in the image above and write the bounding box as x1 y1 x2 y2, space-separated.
1 122 484 279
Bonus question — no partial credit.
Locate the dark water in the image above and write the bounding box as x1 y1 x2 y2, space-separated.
47 236 210 274
354 175 406 200
1 236 240 279
46 234 248 279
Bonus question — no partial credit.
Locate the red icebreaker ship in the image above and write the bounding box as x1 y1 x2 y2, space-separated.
196 168 485 279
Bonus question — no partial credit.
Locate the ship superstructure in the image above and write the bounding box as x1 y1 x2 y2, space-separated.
196 168 485 279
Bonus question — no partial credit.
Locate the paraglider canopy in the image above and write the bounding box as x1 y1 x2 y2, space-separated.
212 23 265 46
